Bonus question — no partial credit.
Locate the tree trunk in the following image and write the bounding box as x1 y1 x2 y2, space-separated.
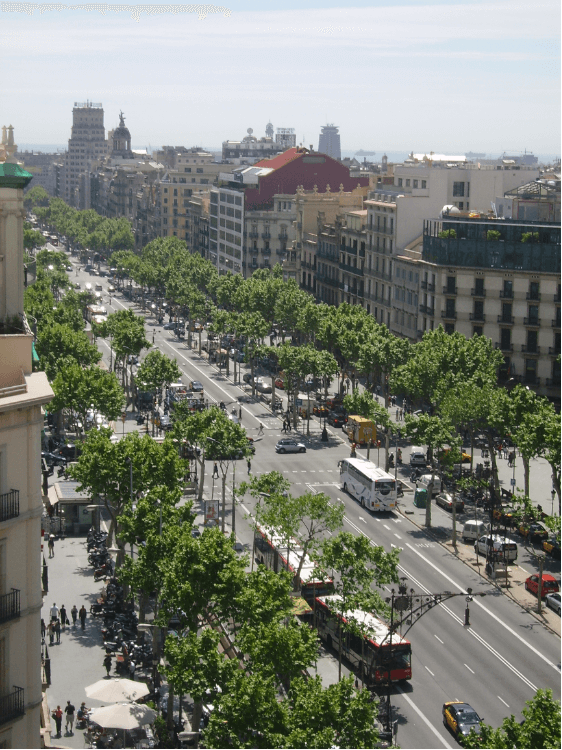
221 472 227 534
191 701 203 736
166 683 175 730
523 455 530 498
197 455 205 502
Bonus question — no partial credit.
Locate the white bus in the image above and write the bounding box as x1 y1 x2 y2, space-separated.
339 457 397 511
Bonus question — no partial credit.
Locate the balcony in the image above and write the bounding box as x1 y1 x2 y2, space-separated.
261 232 271 240
526 292 541 301
441 310 457 320
549 347 561 356
499 289 514 299
497 315 514 325
469 312 486 322
0 589 20 624
419 305 435 316
420 280 435 292
495 342 513 352
443 286 457 295
0 687 25 726
0 490 19 522
262 247 271 255
339 262 363 277
553 318 561 329
248 231 258 239
523 375 540 386
471 287 486 297
521 345 540 354
524 317 541 327
278 233 288 241
276 248 286 256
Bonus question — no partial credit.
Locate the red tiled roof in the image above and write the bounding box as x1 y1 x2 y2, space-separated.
253 147 304 171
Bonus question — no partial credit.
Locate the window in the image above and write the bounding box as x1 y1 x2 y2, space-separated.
473 326 483 336
502 279 513 298
474 277 485 296
527 305 539 325
196 168 203 174
500 328 511 350
453 181 465 197
473 300 484 320
445 323 455 334
529 281 540 300
184 167 191 173
397 178 403 187
501 302 512 323
526 330 538 353
421 180 427 189
413 180 418 188
446 276 456 294
405 179 411 187
524 359 537 384
445 298 456 318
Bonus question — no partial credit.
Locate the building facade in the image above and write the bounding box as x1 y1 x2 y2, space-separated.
0 162 54 748
62 101 107 206
318 124 341 161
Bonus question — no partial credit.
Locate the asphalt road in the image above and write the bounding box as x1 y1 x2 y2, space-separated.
68 254 561 749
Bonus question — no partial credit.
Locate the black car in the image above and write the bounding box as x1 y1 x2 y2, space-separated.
327 411 347 427
41 451 66 468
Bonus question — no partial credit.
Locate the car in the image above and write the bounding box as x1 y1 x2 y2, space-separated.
492 504 517 527
545 592 561 615
435 493 465 513
442 702 482 739
95 282 103 291
255 379 272 394
163 321 178 330
543 537 561 559
275 376 285 389
159 414 171 430
519 522 549 543
74 282 81 289
108 285 116 293
127 354 139 365
438 448 472 463
327 411 347 427
189 380 204 392
524 573 559 598
474 534 518 561
41 451 66 468
242 373 254 385
275 439 306 454
313 403 330 417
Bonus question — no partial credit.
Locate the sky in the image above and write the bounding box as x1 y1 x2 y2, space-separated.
1 0 560 157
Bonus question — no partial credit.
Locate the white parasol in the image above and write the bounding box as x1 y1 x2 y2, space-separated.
88 701 156 731
85 678 150 703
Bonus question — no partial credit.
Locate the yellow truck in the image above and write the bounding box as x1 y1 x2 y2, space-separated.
345 416 376 446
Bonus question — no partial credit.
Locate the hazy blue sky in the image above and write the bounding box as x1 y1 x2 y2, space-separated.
2 0 560 155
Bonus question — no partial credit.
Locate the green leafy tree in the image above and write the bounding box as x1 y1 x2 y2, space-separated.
23 222 47 252
50 363 125 436
135 350 181 405
24 185 50 208
461 688 560 749
35 323 101 381
316 531 399 680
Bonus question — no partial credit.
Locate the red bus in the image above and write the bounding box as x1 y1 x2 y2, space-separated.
253 525 334 602
315 595 412 685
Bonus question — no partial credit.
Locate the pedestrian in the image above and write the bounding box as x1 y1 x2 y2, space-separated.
60 605 68 631
48 621 55 646
395 408 399 420
397 428 401 440
213 462 219 479
79 605 87 630
239 406 242 421
54 618 61 644
52 705 63 737
48 535 55 557
400 408 403 421
41 618 46 642
50 602 59 622
103 653 112 677
129 659 136 681
71 605 78 626
64 700 75 735
281 420 286 433
247 459 251 475
258 422 264 436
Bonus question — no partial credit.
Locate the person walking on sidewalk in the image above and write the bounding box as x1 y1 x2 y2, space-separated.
129 659 136 681
213 462 219 479
50 602 59 623
65 700 75 735
52 706 63 738
41 618 46 642
247 459 251 475
54 618 61 644
103 653 112 677
79 605 87 630
258 422 264 436
59 605 68 631
71 605 78 627
48 535 55 557
48 621 55 646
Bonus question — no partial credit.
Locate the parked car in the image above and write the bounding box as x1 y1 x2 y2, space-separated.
543 537 561 559
524 573 559 598
255 378 272 394
275 439 306 454
492 504 517 527
545 592 561 615
189 380 204 393
95 282 103 291
442 702 482 739
474 534 518 562
519 522 549 543
435 493 465 513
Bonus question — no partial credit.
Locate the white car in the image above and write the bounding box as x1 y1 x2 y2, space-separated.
275 438 306 454
255 378 272 394
545 592 561 615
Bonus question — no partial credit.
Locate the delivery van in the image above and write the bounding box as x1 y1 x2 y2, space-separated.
345 416 376 446
462 520 489 543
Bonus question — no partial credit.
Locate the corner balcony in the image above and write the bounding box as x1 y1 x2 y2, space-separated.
0 686 25 726
0 589 21 624
0 490 19 522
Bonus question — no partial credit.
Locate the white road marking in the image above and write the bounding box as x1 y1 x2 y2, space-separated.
358 517 367 524
464 663 474 674
434 634 444 644
405 543 560 676
394 533 402 539
383 524 391 530
424 666 435 676
395 685 452 749
498 696 510 708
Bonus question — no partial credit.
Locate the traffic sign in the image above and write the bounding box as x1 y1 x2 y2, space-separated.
510 478 516 486
121 412 126 423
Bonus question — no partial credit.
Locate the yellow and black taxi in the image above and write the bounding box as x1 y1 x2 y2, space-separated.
442 701 482 739
519 522 549 543
543 537 561 559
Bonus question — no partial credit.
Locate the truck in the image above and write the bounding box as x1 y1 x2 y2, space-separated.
345 416 376 446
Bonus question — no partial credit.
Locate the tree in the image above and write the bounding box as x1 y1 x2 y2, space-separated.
315 531 400 681
69 429 186 548
135 350 181 405
343 390 394 468
356 325 410 407
24 185 50 208
23 222 47 252
461 688 560 749
35 323 101 381
50 363 125 436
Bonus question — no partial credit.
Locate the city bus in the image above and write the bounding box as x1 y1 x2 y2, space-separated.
253 525 334 602
315 595 412 686
339 457 397 511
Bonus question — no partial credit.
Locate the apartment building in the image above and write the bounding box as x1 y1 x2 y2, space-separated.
222 127 286 164
62 101 107 206
244 195 295 275
392 215 561 402
17 152 61 197
318 124 341 161
0 162 54 747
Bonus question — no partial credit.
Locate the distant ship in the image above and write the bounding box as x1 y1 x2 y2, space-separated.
355 149 377 157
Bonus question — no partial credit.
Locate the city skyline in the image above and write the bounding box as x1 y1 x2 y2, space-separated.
2 0 560 155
